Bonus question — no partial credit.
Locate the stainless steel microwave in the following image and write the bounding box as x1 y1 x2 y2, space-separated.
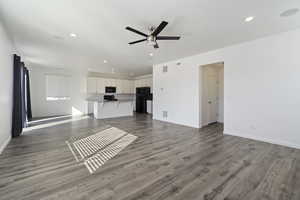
105 86 116 93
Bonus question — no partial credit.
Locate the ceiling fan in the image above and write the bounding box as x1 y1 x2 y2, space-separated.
126 21 180 49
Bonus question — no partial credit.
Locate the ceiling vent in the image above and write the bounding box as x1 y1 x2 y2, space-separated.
163 65 168 73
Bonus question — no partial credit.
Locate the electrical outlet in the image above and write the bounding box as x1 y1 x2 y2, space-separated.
163 111 168 118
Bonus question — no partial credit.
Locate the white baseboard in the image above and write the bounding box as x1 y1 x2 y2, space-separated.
153 117 200 128
223 131 300 150
0 135 11 154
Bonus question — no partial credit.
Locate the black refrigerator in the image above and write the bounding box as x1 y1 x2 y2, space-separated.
136 87 151 113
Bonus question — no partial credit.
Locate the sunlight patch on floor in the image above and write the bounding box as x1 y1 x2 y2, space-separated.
66 127 137 174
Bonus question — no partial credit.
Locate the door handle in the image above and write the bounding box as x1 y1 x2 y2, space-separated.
208 101 212 104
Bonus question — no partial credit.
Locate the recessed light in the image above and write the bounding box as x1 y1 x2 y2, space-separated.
280 8 299 17
245 16 255 22
149 53 154 57
70 33 77 38
103 60 108 63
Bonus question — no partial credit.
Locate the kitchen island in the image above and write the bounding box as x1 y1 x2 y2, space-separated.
93 100 134 119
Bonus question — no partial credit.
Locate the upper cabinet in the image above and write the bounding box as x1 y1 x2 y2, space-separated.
128 80 134 93
86 77 135 94
134 77 153 93
87 77 97 93
103 78 115 87
122 80 134 94
86 76 153 94
96 78 105 94
116 79 123 93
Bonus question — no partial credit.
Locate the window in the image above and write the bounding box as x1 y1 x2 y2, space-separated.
46 74 71 101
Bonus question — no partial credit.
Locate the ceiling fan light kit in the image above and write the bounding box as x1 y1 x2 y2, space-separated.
147 35 156 46
126 21 180 49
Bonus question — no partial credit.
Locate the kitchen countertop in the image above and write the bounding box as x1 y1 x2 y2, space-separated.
86 99 134 103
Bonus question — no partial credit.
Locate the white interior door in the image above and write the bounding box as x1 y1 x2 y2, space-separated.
207 71 218 123
202 67 219 125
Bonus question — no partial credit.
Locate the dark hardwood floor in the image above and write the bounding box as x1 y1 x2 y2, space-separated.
0 114 299 200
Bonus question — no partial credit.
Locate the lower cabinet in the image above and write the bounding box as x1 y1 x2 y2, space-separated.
88 102 94 114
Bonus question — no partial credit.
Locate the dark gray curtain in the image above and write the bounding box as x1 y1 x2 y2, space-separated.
12 55 32 137
20 62 26 127
12 54 23 137
25 68 32 120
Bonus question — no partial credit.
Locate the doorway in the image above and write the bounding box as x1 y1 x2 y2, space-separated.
201 62 224 127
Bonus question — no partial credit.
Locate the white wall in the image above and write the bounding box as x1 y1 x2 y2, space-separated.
153 28 300 149
29 65 88 118
0 22 14 153
153 62 200 128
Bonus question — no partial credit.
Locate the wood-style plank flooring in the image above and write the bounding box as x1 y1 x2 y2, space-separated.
0 114 300 200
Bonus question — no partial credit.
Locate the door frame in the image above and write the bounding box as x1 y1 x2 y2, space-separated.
200 62 224 128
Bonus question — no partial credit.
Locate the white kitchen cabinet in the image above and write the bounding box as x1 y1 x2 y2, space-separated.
128 80 134 93
134 79 141 88
118 80 134 94
134 78 153 93
147 78 153 93
109 79 116 87
120 79 127 93
87 77 136 94
102 78 111 88
127 80 133 93
136 79 141 87
87 77 97 93
143 79 149 87
96 78 105 94
115 79 123 93
88 102 94 114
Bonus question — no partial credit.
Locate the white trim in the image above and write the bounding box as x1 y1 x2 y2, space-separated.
223 131 300 150
153 118 200 129
0 135 11 154
134 74 153 80
27 115 72 124
23 116 90 132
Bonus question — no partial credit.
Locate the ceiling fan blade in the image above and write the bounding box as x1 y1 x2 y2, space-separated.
125 26 148 37
154 43 159 49
152 21 168 36
156 36 181 40
128 39 147 45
